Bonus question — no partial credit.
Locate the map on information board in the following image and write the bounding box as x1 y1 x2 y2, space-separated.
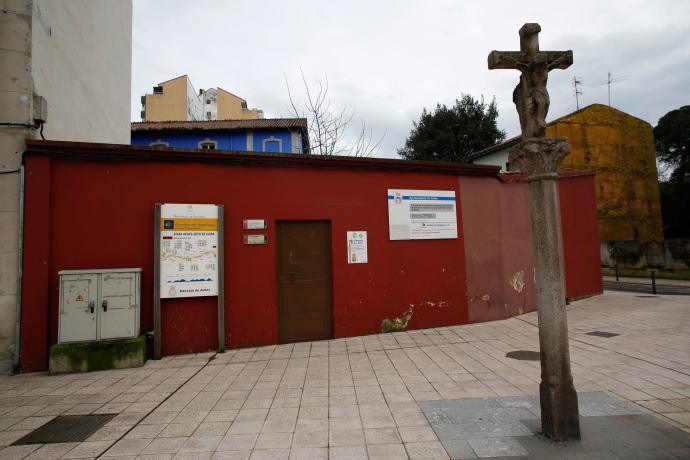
160 204 219 298
387 189 458 240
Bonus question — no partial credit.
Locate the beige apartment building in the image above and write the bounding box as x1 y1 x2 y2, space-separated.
141 75 264 122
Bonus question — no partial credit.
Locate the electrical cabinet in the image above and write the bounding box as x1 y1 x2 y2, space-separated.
58 268 141 343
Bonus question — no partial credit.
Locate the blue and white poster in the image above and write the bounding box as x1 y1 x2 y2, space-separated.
387 189 458 240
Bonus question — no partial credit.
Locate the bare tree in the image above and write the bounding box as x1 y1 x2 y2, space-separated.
285 70 385 157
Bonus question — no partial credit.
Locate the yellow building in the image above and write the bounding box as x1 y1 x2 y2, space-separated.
471 104 663 242
141 75 263 122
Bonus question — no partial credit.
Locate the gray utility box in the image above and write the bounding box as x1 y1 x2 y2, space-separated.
58 268 142 343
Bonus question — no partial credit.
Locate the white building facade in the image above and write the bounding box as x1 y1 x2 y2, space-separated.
0 0 132 373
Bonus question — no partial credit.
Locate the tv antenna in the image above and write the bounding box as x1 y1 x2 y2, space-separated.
592 72 627 107
572 76 583 110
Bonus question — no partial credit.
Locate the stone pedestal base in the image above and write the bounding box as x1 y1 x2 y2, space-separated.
540 377 581 440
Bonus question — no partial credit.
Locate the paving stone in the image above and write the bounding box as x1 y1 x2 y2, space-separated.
398 425 437 442
216 434 258 451
248 448 289 460
179 435 223 453
467 437 528 457
364 428 401 445
294 419 328 433
366 443 408 460
665 412 690 427
140 437 187 455
329 429 365 447
287 447 327 460
103 438 151 456
432 420 534 440
0 444 41 460
160 423 199 437
254 432 292 449
405 440 450 459
328 445 367 460
440 439 477 459
608 448 682 459
62 440 113 458
291 431 328 448
393 412 428 427
23 442 78 460
212 451 250 459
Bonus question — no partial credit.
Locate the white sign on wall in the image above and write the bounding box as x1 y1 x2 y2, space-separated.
387 189 458 240
347 231 368 264
160 204 219 298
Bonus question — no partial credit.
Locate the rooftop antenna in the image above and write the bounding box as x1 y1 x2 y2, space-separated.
572 76 583 110
592 72 627 107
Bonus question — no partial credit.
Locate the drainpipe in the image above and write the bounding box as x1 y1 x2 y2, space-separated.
13 164 25 374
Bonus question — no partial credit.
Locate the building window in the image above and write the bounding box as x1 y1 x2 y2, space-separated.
261 136 283 153
149 139 169 147
206 99 211 104
206 111 212 120
198 139 218 150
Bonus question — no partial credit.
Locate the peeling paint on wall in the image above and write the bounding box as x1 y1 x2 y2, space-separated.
380 306 414 333
379 298 452 333
509 270 525 292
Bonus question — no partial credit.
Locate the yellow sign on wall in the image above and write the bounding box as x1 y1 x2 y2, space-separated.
160 218 218 231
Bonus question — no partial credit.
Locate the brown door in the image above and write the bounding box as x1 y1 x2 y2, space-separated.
277 221 333 343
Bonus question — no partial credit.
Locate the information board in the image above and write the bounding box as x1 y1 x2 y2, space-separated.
387 189 458 240
160 203 219 298
347 231 368 264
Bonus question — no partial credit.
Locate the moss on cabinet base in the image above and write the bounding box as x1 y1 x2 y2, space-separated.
49 335 146 374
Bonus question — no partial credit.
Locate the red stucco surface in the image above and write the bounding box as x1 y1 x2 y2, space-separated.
460 176 537 322
19 142 602 372
559 172 604 299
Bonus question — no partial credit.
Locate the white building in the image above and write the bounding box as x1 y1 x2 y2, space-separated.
0 0 132 374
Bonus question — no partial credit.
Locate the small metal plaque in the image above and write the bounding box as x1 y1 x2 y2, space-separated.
243 219 268 230
586 331 619 338
12 414 117 445
243 234 268 245
506 350 540 361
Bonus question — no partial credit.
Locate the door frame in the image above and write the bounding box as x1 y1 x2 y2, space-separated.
275 220 334 344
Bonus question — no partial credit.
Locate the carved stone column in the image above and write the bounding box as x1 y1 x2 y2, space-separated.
509 137 581 441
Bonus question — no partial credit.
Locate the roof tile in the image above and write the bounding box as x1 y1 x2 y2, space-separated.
131 118 307 132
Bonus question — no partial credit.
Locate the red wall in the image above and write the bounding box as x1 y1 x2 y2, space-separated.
21 153 469 371
559 172 604 299
20 147 603 372
461 171 603 324
459 176 537 322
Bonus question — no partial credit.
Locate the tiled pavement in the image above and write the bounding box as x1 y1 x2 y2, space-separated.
0 290 688 459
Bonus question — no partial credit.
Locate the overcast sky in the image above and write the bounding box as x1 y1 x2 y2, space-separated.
132 0 690 158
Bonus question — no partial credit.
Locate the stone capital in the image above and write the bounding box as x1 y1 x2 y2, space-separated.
508 137 571 181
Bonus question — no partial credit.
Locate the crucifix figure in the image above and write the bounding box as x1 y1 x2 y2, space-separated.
489 23 573 138
488 24 581 442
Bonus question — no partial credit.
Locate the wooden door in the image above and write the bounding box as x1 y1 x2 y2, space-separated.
277 221 333 343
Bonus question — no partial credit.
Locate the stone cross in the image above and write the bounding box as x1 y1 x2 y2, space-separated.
488 24 581 442
489 23 573 138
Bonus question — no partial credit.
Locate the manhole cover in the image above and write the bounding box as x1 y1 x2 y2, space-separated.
12 414 117 445
506 350 540 361
586 331 619 338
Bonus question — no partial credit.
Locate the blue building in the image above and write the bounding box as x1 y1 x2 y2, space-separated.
131 118 309 154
